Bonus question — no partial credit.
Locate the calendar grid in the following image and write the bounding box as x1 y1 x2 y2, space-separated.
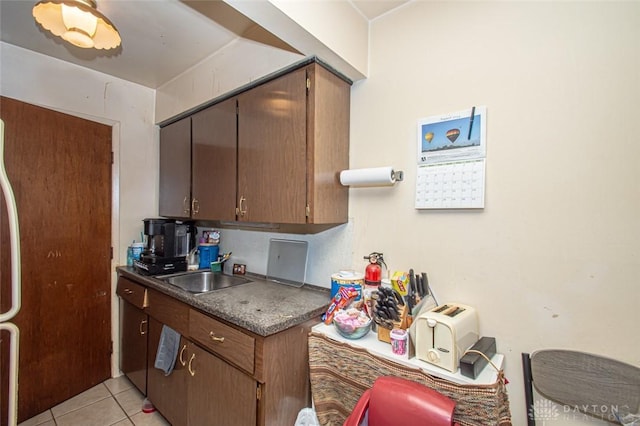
415 159 485 209
415 107 487 210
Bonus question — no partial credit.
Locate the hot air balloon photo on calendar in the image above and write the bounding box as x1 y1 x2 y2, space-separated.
417 106 487 164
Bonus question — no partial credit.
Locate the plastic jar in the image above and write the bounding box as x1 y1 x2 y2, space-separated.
126 246 134 266
198 244 219 269
131 242 144 261
390 328 408 356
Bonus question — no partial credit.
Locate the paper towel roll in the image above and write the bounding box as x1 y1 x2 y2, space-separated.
339 167 400 186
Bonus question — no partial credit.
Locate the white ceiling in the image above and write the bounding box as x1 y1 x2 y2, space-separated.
0 0 408 89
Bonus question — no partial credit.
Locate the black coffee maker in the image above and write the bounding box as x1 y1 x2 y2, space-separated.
134 218 194 275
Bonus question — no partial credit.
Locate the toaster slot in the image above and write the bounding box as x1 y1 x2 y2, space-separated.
447 307 465 317
433 304 450 313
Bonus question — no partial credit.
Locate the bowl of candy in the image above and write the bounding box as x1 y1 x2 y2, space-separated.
333 308 372 339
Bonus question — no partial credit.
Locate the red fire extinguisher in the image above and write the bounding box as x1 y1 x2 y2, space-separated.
363 252 386 286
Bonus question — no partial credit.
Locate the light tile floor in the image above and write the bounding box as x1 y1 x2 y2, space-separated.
18 376 170 426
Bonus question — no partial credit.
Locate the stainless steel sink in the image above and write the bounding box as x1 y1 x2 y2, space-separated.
158 271 251 294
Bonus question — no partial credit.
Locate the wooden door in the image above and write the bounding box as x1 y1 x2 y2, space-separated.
237 68 307 224
147 316 188 426
191 99 237 221
120 300 148 395
188 343 256 426
159 117 191 218
0 96 112 422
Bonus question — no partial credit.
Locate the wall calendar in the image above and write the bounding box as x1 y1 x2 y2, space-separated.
415 106 487 209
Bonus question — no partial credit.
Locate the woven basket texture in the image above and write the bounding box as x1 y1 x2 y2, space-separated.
308 332 512 426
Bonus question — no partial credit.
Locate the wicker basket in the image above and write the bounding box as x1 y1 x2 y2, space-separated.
308 331 511 426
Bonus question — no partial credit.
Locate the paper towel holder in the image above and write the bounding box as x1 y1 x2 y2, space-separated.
339 167 404 187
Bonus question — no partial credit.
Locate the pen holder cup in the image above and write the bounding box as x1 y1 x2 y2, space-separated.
210 261 222 273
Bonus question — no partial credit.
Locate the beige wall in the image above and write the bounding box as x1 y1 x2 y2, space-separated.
155 38 303 123
223 0 369 81
348 1 639 423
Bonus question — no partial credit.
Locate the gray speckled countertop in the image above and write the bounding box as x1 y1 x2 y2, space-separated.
117 267 331 337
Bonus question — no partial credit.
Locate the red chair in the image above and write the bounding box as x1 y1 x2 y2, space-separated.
343 376 459 426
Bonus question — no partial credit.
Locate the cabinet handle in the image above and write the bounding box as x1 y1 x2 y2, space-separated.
209 331 225 343
123 288 133 295
183 196 190 215
239 196 247 217
179 344 187 366
139 319 147 336
188 353 196 376
192 198 200 215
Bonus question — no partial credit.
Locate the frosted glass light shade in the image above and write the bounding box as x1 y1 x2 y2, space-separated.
32 0 121 50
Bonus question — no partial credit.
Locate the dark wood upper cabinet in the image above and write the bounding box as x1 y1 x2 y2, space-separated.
237 63 350 225
237 67 308 224
158 60 351 227
159 116 191 218
191 98 238 221
306 64 351 225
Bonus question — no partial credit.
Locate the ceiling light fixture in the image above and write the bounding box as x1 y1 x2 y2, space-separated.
32 0 121 50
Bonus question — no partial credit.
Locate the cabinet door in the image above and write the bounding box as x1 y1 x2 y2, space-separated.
187 343 257 426
305 64 350 224
120 300 148 395
237 68 307 224
191 99 238 221
159 117 192 218
147 317 188 426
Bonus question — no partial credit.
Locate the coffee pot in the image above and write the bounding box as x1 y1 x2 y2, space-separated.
134 218 194 275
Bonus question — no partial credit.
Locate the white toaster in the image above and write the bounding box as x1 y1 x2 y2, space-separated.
415 303 479 372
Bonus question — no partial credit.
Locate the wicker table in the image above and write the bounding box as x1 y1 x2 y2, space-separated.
308 325 512 425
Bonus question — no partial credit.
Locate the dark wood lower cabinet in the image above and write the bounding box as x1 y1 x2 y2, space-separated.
119 275 315 426
146 317 256 426
120 300 148 395
147 317 188 426
188 343 257 426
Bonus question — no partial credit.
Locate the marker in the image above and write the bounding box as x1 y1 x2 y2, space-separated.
467 106 475 140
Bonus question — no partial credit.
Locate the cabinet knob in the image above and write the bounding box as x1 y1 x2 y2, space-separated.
192 198 200 215
183 196 190 215
139 319 147 336
179 344 187 366
209 332 225 343
238 196 247 217
188 353 196 376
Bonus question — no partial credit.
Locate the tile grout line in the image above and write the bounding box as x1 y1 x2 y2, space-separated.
51 384 113 424
104 381 136 425
110 394 135 425
23 380 139 426
52 383 124 426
